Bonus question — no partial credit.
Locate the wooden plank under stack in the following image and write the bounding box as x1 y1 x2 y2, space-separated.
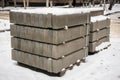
10 8 90 75
89 15 110 53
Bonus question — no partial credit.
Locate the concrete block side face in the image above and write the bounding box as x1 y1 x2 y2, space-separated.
23 13 27 25
90 10 104 17
52 15 66 29
97 36 110 46
98 10 104 15
80 25 87 36
97 38 104 47
12 49 23 63
33 14 39 27
67 13 87 26
89 28 110 42
90 23 93 32
52 48 86 73
10 11 19 24
86 35 89 46
107 19 110 27
10 24 17 37
85 47 89 57
89 32 98 42
9 12 14 23
21 39 27 52
10 12 48 28
107 27 110 34
12 36 87 59
25 13 31 26
57 37 86 57
19 25 23 38
17 12 24 25
12 49 87 73
52 60 62 73
52 31 58 44
11 37 20 49
52 13 88 29
89 36 110 52
11 24 88 44
106 36 110 42
103 19 110 28
89 42 96 52
98 20 108 30
52 45 60 58
98 28 109 39
10 12 90 29
87 13 91 24
90 22 98 31
46 14 52 28
91 19 111 31
12 50 53 73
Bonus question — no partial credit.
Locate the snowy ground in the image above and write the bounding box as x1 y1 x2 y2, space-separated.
0 19 10 31
0 4 120 80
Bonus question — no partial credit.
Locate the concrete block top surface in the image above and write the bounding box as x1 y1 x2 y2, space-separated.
10 7 104 15
10 7 90 15
91 15 110 23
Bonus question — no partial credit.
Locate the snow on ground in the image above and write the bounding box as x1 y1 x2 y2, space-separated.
0 19 10 31
0 4 120 80
104 4 120 15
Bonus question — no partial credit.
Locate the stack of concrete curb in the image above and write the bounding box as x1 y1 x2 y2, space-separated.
89 15 110 53
89 8 104 17
10 8 90 75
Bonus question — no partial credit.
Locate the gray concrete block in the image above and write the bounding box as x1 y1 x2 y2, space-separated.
89 28 110 42
12 47 88 73
11 36 88 59
90 10 104 17
89 36 109 52
10 11 90 29
90 18 110 31
11 24 88 44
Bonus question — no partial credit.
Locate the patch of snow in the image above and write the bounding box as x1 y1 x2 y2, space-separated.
104 4 120 15
11 7 90 15
0 19 10 31
91 15 110 22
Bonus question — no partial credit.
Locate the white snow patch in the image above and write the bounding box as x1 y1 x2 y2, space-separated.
0 19 10 31
11 7 90 15
91 15 110 22
104 4 120 15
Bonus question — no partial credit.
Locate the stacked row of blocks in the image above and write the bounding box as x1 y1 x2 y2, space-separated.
10 8 110 74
